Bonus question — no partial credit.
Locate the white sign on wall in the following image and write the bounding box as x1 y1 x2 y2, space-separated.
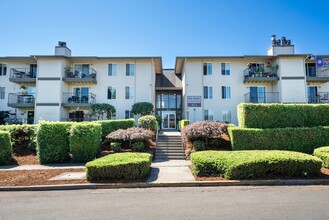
187 96 201 107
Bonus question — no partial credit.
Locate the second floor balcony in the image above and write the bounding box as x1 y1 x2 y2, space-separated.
62 93 96 107
10 68 37 84
8 93 35 108
63 68 97 84
243 66 279 83
306 66 329 83
244 92 280 103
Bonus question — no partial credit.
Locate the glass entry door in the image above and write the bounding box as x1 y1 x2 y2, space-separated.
162 111 176 129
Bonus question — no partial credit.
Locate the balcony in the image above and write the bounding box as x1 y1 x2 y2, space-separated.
63 68 97 84
306 67 329 83
308 92 329 104
62 93 96 107
9 68 37 84
243 67 279 83
244 92 280 103
8 93 35 108
61 118 95 122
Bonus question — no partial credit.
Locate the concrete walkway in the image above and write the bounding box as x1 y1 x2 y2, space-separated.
0 164 85 171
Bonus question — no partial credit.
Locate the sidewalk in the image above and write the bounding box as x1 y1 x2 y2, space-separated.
0 164 85 171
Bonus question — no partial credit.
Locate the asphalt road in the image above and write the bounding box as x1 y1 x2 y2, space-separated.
1 186 329 220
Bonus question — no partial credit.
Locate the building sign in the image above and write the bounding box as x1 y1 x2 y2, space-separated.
324 58 329 67
187 96 201 107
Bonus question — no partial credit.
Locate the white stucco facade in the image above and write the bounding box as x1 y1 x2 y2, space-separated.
0 41 328 126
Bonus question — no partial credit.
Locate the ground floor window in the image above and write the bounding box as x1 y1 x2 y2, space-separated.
125 110 134 119
204 109 214 121
222 110 231 123
0 87 5 99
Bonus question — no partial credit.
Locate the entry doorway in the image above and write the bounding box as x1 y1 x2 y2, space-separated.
27 111 34 124
162 111 176 129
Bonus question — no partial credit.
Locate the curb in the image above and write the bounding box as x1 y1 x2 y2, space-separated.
2 179 329 191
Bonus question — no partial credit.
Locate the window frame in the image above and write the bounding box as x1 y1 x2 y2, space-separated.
0 63 7 76
203 63 212 76
204 109 214 121
221 86 231 99
0 87 5 99
221 63 231 75
204 86 213 99
222 110 232 123
126 63 135 76
107 86 117 100
125 86 135 99
108 64 117 76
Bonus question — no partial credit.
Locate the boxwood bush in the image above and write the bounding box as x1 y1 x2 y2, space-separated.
0 131 12 165
238 103 329 128
69 123 102 163
228 126 329 154
36 122 72 164
86 152 152 182
314 146 329 168
138 115 158 131
99 119 135 138
0 124 37 150
191 150 322 179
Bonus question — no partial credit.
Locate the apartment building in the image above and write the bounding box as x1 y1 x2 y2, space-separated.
0 36 328 127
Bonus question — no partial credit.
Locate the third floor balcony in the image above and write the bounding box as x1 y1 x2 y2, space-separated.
306 65 329 83
10 68 37 84
243 64 279 83
63 67 97 84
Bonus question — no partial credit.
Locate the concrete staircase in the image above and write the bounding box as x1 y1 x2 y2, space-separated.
155 130 185 160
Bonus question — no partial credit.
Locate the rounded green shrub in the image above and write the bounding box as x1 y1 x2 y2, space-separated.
86 152 152 182
111 142 121 153
193 140 205 151
0 131 12 165
314 146 329 168
191 150 322 179
70 123 102 163
132 141 145 152
138 115 157 131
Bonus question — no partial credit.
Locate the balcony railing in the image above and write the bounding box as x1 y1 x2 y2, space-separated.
8 93 35 108
10 68 37 83
306 68 329 82
61 118 95 122
243 67 279 83
308 92 329 103
244 92 280 103
63 68 97 84
4 117 34 124
62 93 96 107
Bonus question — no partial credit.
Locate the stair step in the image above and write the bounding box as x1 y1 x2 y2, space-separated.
156 156 185 160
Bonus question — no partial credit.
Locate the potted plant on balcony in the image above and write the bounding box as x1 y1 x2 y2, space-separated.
20 85 28 95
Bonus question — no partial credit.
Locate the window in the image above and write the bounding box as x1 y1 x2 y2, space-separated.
30 64 37 78
221 63 230 75
250 86 266 103
307 86 318 103
204 86 213 99
73 87 89 102
107 86 116 99
204 109 214 121
222 86 231 99
108 64 117 76
0 87 5 99
126 64 135 76
125 86 134 99
125 110 134 119
203 63 212 75
74 64 90 77
222 110 231 123
0 64 7 76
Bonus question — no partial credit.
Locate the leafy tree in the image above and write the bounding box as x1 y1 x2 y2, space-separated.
131 102 154 116
90 103 116 120
0 111 10 125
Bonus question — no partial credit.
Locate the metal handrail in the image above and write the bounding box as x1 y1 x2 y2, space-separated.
244 92 280 103
8 93 35 105
62 93 96 104
243 67 278 79
10 68 37 79
64 68 97 79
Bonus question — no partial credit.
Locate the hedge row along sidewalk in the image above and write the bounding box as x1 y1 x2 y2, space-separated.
228 126 329 154
86 152 152 182
238 103 329 129
191 150 322 179
314 147 329 168
0 131 12 165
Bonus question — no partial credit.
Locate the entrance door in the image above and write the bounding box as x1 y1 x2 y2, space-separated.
162 111 176 129
27 111 34 124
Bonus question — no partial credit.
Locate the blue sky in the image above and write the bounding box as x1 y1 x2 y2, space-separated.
1 0 329 68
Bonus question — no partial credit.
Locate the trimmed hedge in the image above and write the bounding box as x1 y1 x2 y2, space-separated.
178 120 190 131
69 123 102 163
228 126 329 154
191 150 322 179
0 124 37 150
36 122 73 164
99 119 135 138
138 115 158 131
0 131 12 165
238 103 329 128
86 153 152 182
314 147 329 168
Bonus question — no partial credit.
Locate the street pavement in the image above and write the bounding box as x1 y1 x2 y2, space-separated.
1 185 329 220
